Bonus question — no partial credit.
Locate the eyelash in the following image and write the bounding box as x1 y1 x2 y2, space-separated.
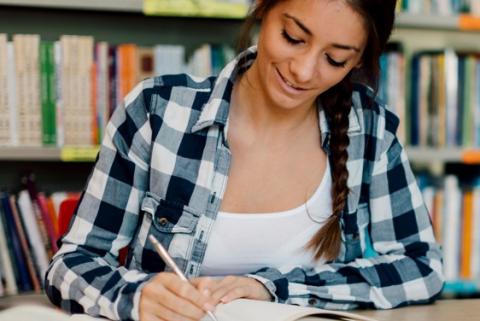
281 29 347 68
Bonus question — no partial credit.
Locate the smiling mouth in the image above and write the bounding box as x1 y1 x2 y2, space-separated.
275 68 307 91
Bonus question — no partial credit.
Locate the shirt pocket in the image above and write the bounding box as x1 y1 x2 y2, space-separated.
141 192 200 234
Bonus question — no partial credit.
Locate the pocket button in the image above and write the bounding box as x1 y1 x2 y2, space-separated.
158 217 169 226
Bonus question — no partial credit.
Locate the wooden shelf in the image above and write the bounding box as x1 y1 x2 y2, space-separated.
0 0 142 12
396 13 480 31
1 146 479 164
0 292 52 309
406 147 480 164
0 146 99 162
0 0 248 18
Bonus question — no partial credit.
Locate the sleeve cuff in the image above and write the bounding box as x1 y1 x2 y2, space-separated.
247 268 289 303
116 273 155 321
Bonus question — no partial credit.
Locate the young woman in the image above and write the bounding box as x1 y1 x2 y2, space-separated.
45 1 444 321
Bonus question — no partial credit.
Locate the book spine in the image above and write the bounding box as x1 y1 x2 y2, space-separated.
7 42 18 146
24 173 58 253
0 34 9 146
443 175 462 281
8 195 41 292
0 198 18 295
54 40 64 147
40 41 56 146
0 193 32 292
16 190 50 285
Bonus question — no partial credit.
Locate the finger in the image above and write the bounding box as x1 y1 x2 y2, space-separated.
191 276 218 294
218 286 250 304
160 273 213 311
159 283 212 319
210 283 240 305
144 280 208 320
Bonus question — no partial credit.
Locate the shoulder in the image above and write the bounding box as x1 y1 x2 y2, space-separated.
349 83 403 162
351 83 400 145
135 73 216 114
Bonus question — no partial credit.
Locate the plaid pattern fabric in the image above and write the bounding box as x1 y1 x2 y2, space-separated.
45 47 444 321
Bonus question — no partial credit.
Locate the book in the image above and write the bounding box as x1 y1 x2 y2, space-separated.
0 193 32 292
0 33 9 145
202 299 378 321
16 190 50 283
0 300 378 321
0 201 18 295
8 195 41 293
13 34 42 146
40 41 57 145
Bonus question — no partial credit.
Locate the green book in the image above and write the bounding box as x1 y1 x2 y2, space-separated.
40 41 56 145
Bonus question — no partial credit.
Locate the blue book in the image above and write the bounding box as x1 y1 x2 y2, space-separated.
409 53 420 146
0 194 32 292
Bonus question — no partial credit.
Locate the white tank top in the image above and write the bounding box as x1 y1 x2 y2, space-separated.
200 160 332 276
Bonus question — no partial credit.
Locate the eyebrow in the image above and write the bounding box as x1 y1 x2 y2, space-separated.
283 13 361 52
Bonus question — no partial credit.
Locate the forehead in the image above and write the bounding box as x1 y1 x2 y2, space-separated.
268 0 367 46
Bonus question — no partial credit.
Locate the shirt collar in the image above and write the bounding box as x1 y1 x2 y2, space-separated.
191 46 257 133
191 46 362 139
317 95 362 152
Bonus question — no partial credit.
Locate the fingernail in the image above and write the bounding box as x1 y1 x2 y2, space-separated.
203 303 215 311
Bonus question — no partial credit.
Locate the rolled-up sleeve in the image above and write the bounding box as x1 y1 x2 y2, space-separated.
249 110 444 310
45 80 154 321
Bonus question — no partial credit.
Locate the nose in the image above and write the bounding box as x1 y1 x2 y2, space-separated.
289 50 318 84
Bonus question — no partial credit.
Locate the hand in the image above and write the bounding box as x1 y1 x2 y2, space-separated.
191 275 272 306
139 272 215 321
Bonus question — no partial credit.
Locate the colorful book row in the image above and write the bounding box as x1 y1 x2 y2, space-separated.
419 174 480 293
0 33 234 148
378 46 480 149
398 0 480 17
0 175 78 296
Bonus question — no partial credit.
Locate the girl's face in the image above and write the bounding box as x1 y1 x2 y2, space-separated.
249 0 367 111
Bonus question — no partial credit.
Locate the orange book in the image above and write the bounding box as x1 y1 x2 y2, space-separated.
432 190 443 243
91 61 98 145
117 44 138 102
460 190 473 279
46 195 59 237
459 15 480 31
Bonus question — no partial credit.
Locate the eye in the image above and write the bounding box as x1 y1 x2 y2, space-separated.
325 54 346 68
281 29 303 45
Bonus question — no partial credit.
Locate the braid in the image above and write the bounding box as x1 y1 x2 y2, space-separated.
307 76 353 261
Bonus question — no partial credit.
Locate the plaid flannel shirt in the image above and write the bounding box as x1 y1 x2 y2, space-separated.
45 47 444 321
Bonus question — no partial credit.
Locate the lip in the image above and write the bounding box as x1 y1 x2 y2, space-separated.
274 67 308 95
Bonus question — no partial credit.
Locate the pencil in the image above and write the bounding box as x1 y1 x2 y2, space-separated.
148 235 219 321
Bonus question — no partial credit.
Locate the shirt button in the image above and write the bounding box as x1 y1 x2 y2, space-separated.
308 298 318 306
158 217 169 226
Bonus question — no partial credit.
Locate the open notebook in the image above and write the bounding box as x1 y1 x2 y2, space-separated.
202 299 378 321
0 299 378 321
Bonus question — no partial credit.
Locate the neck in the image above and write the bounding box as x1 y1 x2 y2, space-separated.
231 67 317 138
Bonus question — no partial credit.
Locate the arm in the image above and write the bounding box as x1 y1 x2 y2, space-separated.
45 81 153 320
248 123 444 310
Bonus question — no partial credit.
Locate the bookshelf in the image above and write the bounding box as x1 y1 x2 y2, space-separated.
0 1 479 300
0 0 143 12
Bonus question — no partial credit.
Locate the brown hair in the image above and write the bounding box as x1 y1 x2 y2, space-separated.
238 0 397 261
